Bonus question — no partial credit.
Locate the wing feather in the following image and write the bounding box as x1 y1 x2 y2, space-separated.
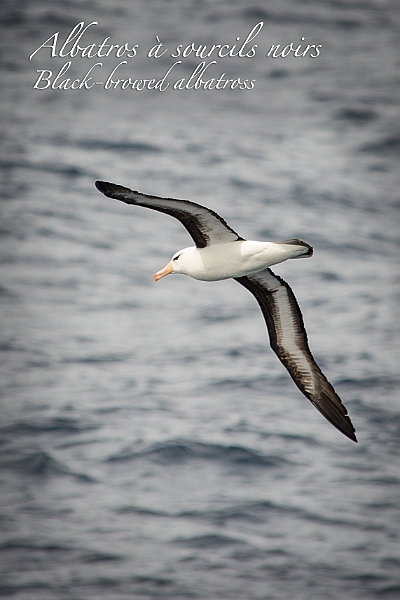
235 269 357 442
95 181 243 248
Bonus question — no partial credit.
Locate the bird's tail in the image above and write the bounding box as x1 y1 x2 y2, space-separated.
276 238 313 258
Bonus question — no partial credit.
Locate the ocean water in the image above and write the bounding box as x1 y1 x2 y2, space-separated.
0 1 399 599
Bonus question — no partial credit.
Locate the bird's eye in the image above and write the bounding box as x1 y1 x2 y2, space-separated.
173 254 180 261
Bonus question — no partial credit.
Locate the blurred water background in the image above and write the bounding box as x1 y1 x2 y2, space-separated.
1 1 400 598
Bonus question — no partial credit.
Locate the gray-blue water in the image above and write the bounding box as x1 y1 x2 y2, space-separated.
1 1 399 598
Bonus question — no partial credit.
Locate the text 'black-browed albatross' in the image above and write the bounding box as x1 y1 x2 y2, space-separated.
95 180 357 442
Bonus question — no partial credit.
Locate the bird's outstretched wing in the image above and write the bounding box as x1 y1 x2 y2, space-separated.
235 269 357 442
95 181 244 248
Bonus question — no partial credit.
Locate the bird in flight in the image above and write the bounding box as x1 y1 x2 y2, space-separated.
95 180 357 442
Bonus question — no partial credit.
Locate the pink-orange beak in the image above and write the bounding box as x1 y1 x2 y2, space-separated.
153 260 173 282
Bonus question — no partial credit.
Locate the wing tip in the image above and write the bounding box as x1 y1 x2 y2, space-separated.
345 428 358 443
95 180 113 196
313 391 358 443
324 408 358 443
95 180 135 201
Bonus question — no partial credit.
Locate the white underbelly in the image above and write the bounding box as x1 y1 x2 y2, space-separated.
185 241 294 281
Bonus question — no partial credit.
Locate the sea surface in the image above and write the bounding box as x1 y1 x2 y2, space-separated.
0 1 399 599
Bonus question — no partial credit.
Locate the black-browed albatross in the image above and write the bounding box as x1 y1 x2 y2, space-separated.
95 180 357 442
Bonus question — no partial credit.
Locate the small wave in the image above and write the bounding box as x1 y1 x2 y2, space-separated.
81 552 124 563
115 505 170 517
345 397 400 423
181 500 357 528
107 439 289 467
34 228 114 251
242 7 270 21
1 417 99 435
82 301 140 312
373 584 400 597
210 375 271 391
334 107 377 125
0 340 26 352
368 476 400 486
62 354 128 364
0 449 95 482
77 139 162 154
198 308 241 323
0 540 71 552
0 158 88 178
337 377 400 389
241 6 361 29
230 177 257 190
0 285 18 299
319 271 342 282
173 533 245 548
182 500 296 520
0 582 52 597
115 500 286 524
46 135 163 155
131 576 174 588
360 133 400 156
31 208 82 222
2 9 78 29
268 68 289 79
115 498 361 530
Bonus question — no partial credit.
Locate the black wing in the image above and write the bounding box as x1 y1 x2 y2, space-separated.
95 181 244 248
235 269 357 442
